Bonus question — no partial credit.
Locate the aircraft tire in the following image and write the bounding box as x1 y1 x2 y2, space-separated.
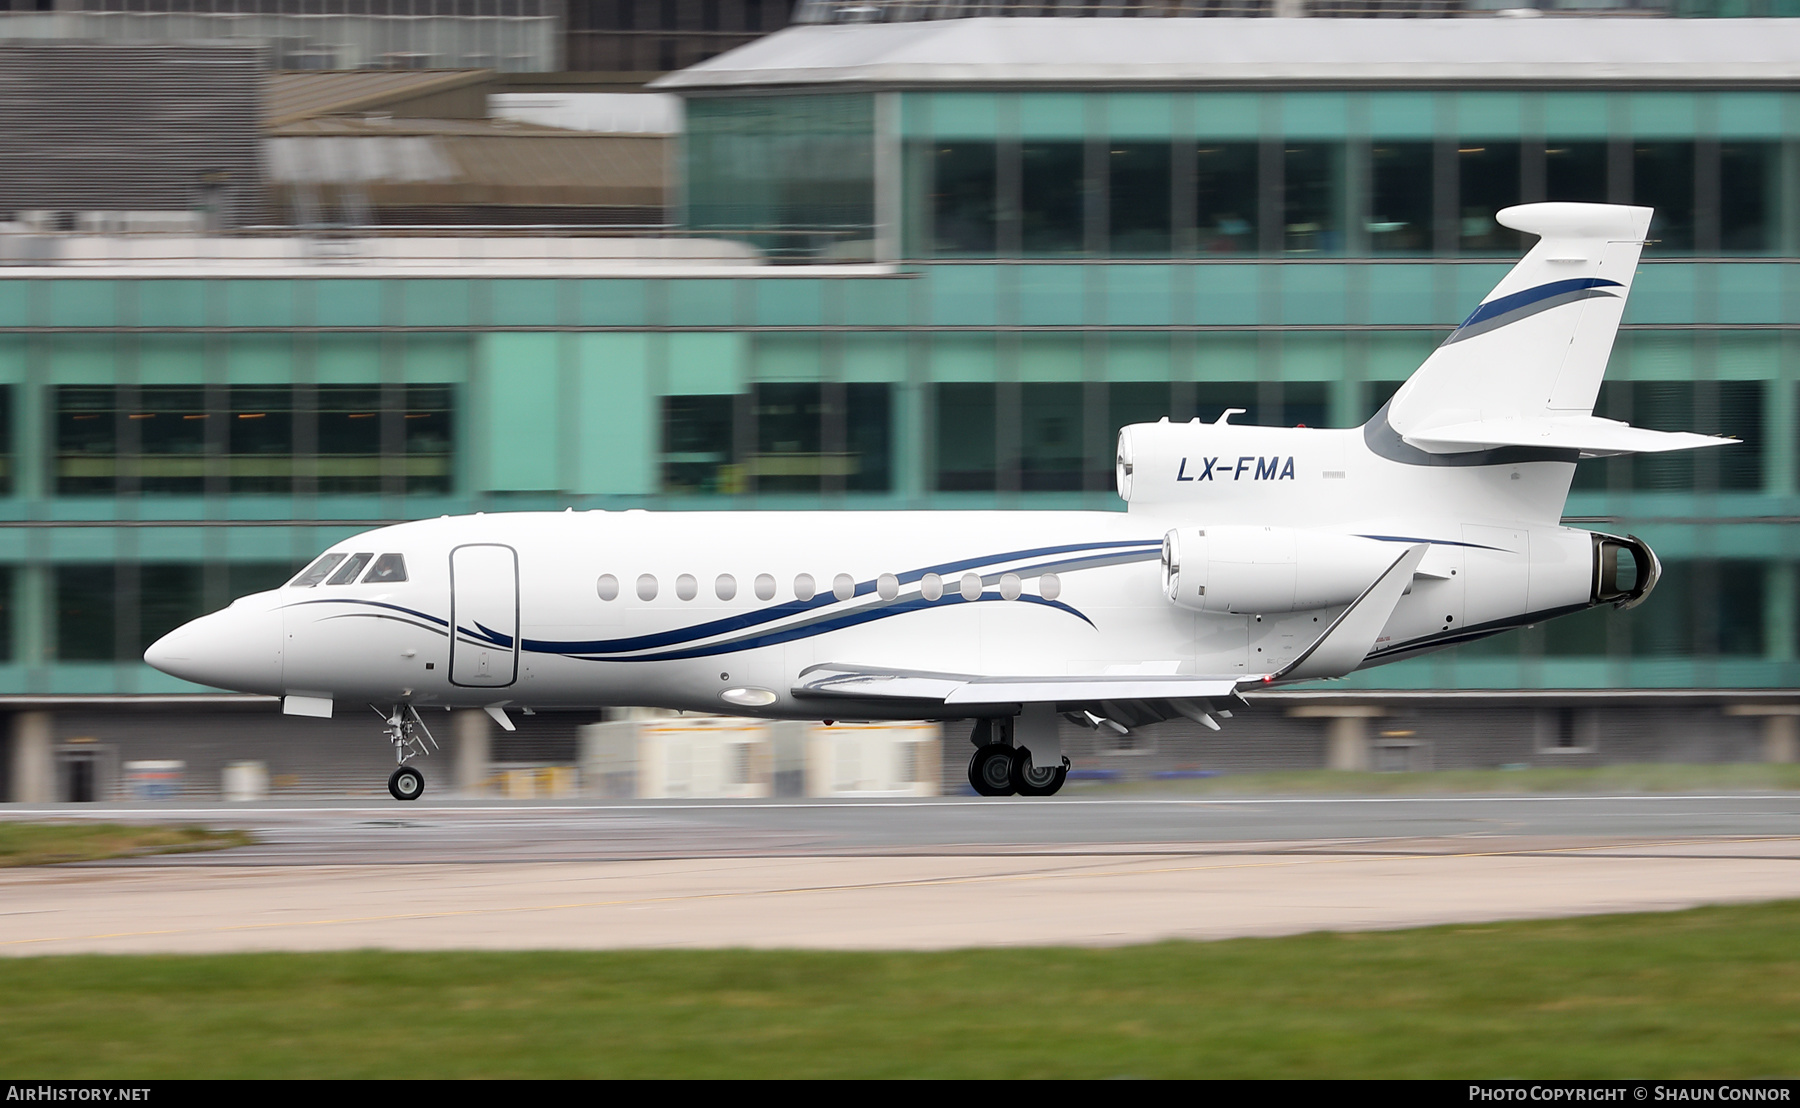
967 745 1016 797
388 765 425 802
1011 748 1068 798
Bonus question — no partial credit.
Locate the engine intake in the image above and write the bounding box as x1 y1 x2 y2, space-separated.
1160 526 1401 615
1592 533 1660 610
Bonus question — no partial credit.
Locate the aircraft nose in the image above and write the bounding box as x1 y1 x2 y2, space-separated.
144 605 283 695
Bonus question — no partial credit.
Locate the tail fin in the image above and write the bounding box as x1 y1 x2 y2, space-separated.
1379 203 1735 458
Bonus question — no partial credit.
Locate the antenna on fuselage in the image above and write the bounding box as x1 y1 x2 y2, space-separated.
1214 408 1247 426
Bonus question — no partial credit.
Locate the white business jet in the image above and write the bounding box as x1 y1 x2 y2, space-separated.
146 204 1734 801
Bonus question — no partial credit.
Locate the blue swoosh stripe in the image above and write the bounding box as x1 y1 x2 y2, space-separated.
566 593 1093 664
1456 277 1623 332
286 598 448 626
520 539 1159 656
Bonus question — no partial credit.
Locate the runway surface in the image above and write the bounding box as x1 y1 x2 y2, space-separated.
2 795 1797 953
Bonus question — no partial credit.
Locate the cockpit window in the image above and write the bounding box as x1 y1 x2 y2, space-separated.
363 553 408 584
327 553 373 585
290 553 347 587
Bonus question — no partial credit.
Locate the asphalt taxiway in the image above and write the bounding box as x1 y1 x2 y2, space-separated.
1 795 1796 953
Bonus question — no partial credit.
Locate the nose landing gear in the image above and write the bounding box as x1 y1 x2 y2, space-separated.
377 704 438 801
388 765 425 802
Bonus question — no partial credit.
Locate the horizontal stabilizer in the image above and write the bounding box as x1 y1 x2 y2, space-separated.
1404 416 1737 458
794 664 1247 708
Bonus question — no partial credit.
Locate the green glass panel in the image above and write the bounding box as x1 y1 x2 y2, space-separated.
1630 93 1697 138
1280 92 1347 139
1017 334 1083 383
1456 265 1513 319
577 280 650 326
314 334 383 385
47 336 115 383
1106 93 1173 140
0 335 25 383
48 282 113 328
842 277 911 327
313 279 384 328
1104 266 1175 327
1104 335 1172 383
1188 334 1258 382
1626 265 1697 324
1715 331 1781 379
1192 93 1262 139
929 92 1000 140
1717 92 1784 138
1457 92 1524 138
1277 334 1347 383
754 280 825 326
136 334 204 385
1366 265 1439 325
137 280 208 327
0 281 27 328
1367 92 1437 139
1717 265 1783 324
667 280 737 327
928 333 997 383
1192 265 1259 325
225 281 295 327
667 332 744 395
926 266 999 327
1019 92 1087 140
1017 266 1084 327
402 334 472 384
477 333 560 492
753 334 824 382
1544 93 1611 139
575 332 654 496
686 94 874 260
1367 332 1439 382
1616 332 1695 381
900 91 932 140
400 280 470 328
1280 266 1348 325
226 336 291 385
841 333 907 384
490 280 561 327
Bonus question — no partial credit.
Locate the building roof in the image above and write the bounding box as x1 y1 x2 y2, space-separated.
654 16 1800 89
265 69 496 127
265 118 666 209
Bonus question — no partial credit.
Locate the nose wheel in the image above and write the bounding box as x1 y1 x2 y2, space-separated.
388 765 425 802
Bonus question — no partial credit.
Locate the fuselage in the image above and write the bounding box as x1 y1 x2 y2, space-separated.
145 420 1610 720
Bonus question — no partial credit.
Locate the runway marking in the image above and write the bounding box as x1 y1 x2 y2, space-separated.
7 835 1797 950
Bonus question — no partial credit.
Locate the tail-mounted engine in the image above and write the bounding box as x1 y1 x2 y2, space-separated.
1592 533 1660 610
1160 525 1401 615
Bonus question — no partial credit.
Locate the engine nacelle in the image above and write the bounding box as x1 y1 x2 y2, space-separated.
1160 526 1400 615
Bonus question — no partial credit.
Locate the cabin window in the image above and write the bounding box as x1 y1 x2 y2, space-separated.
832 573 855 601
597 574 619 601
754 573 776 601
290 553 346 587
1040 573 1061 600
327 553 373 585
877 573 899 601
715 573 736 600
363 553 407 584
960 572 982 601
921 573 943 602
794 573 816 601
999 573 1022 601
636 574 658 601
676 574 698 601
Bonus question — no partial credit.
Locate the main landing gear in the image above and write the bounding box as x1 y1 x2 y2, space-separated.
966 718 1069 798
378 704 438 802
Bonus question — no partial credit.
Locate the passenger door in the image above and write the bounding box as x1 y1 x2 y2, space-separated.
449 543 519 688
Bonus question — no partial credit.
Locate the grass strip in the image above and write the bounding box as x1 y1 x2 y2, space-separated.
0 822 252 868
1 900 1797 1078
1072 762 1800 796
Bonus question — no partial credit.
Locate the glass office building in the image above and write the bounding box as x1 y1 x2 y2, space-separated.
5 14 1800 696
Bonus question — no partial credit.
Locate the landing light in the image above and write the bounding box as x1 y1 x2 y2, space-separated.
721 687 778 707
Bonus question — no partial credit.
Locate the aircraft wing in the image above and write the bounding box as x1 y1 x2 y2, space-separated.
792 664 1252 731
1404 416 1736 457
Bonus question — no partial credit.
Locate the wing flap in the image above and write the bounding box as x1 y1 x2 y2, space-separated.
793 664 1250 707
